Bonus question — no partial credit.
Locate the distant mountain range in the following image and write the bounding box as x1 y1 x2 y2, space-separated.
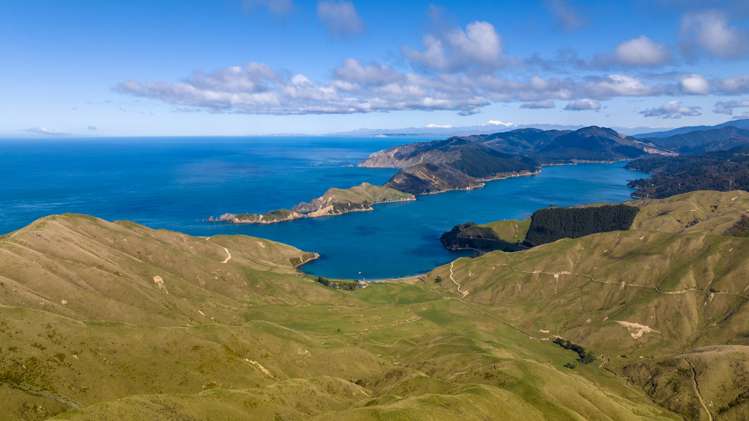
634 118 749 138
363 126 666 169
219 118 749 223
333 123 667 138
641 126 749 155
361 126 669 194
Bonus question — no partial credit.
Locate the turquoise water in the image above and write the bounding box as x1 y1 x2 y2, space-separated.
0 137 644 279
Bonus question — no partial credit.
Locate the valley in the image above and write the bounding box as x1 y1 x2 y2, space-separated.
2 190 748 420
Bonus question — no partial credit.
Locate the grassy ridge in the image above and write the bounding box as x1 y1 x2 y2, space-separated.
0 214 678 420
427 190 749 420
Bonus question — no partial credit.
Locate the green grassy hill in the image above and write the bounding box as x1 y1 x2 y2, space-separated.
0 214 680 420
427 190 749 420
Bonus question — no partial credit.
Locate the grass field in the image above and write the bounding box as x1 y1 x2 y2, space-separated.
1 191 748 419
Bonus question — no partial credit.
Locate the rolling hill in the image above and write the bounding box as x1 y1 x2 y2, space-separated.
2 191 748 420
1 213 685 420
427 190 749 420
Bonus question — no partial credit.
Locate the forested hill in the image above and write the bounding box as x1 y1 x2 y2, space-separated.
626 146 749 199
643 126 749 155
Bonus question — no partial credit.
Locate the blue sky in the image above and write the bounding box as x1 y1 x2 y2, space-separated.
3 0 749 136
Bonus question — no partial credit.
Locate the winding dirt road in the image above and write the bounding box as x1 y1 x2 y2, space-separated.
221 247 232 264
449 261 469 297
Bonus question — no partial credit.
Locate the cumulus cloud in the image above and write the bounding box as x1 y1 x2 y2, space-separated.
117 61 491 115
118 48 749 117
717 75 749 94
317 1 363 36
405 21 503 73
564 99 601 111
486 119 514 127
714 99 749 115
680 74 710 94
681 11 748 59
116 58 681 116
520 100 556 109
333 59 401 86
640 100 702 118
531 38 671 70
613 36 671 66
545 0 584 31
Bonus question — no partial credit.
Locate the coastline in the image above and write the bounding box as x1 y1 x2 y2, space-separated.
213 196 416 225
213 161 628 227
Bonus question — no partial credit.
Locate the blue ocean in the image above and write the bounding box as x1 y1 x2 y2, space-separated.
0 137 644 279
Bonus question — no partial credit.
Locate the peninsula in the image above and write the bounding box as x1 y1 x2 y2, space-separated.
215 125 665 225
212 182 414 224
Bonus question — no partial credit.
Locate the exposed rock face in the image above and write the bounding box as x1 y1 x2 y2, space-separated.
213 209 304 224
380 142 540 194
386 163 485 194
213 182 414 224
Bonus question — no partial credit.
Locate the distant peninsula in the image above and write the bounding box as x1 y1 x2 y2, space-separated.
214 126 667 225
212 182 414 225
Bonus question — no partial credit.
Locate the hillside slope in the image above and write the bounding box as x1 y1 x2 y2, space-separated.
427 190 749 420
0 215 678 420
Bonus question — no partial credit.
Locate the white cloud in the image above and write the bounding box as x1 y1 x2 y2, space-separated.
117 56 749 117
717 75 749 94
640 100 702 118
486 119 514 127
117 61 490 115
681 11 748 59
614 36 671 66
317 1 363 36
334 59 401 86
680 74 710 94
405 21 503 73
520 100 556 109
564 99 601 111
25 127 69 136
243 0 293 15
425 123 453 129
545 0 583 31
714 99 749 115
588 74 652 96
446 22 502 67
